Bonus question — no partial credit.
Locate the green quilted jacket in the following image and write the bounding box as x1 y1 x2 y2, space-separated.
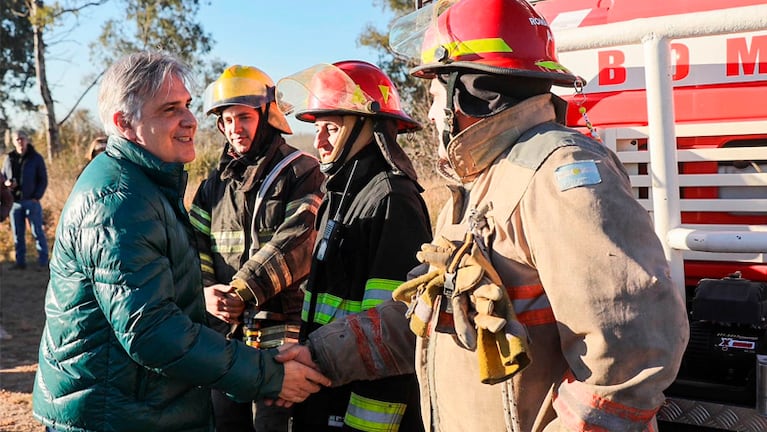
32 136 284 432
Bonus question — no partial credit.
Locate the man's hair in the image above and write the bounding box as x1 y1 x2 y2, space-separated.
98 51 192 137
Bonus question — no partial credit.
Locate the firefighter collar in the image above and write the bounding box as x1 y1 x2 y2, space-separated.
444 94 556 183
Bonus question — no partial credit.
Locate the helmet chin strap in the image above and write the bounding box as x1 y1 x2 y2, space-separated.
320 116 366 175
441 71 460 153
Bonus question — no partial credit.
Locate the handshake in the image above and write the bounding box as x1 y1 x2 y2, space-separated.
203 284 330 405
268 342 330 406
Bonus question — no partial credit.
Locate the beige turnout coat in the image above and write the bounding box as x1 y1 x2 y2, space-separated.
418 95 689 432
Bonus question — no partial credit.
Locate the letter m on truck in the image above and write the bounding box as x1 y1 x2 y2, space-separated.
532 0 767 430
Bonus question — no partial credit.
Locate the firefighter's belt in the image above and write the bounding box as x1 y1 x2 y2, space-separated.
244 323 301 349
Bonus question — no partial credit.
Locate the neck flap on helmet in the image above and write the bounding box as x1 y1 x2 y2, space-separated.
372 119 419 184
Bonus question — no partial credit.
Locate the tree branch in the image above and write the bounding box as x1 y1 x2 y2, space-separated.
58 69 105 126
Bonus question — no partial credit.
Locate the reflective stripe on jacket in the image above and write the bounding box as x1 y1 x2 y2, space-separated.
295 143 432 432
189 136 323 327
418 94 688 432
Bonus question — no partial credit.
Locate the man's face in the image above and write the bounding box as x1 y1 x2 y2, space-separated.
122 74 197 164
428 80 449 159
220 105 261 154
313 115 344 164
13 133 28 155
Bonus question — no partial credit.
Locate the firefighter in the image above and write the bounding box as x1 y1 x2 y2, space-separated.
384 0 690 431
189 65 325 432
274 60 432 431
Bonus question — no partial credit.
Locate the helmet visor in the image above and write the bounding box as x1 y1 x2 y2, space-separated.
276 64 379 121
203 77 274 115
389 0 460 66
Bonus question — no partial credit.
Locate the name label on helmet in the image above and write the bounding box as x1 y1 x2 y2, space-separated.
529 17 549 27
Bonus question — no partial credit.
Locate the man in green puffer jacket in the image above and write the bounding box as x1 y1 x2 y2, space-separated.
31 51 330 432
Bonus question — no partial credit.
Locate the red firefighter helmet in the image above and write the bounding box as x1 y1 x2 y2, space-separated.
390 0 580 86
276 60 421 133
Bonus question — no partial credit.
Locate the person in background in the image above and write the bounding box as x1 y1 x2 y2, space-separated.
189 65 324 432
383 1 690 431
0 172 13 339
86 136 108 163
275 60 432 431
0 173 12 222
1 130 48 271
77 136 108 177
32 50 330 432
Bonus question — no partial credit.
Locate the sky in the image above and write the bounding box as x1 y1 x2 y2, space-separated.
15 1 395 134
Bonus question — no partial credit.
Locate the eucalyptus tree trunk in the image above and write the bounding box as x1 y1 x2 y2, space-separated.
30 0 60 162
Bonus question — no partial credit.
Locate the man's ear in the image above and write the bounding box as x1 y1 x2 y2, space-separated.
114 112 137 141
216 116 226 135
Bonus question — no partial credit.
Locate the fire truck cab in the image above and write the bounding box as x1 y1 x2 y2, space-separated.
532 0 767 430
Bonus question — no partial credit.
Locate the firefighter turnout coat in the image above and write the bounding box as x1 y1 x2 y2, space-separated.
295 143 432 432
417 94 689 432
189 135 323 332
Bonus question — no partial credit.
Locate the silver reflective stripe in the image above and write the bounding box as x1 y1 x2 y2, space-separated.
249 150 309 257
345 392 406 432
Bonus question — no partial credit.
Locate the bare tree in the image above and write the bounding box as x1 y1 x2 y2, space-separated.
0 0 36 139
358 0 439 177
22 0 108 161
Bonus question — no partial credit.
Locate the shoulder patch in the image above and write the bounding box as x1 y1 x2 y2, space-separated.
554 160 601 191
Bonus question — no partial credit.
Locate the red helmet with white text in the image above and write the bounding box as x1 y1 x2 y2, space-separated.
390 0 579 86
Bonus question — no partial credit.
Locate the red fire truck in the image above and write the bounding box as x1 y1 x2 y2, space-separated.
532 0 767 430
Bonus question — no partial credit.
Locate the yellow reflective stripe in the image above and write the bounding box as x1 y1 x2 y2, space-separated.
301 292 362 324
345 392 405 432
365 278 401 292
211 230 245 254
421 37 512 63
189 204 211 235
536 60 569 71
199 252 214 274
362 278 403 310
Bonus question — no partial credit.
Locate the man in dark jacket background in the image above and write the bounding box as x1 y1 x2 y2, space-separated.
32 50 330 432
1 130 48 270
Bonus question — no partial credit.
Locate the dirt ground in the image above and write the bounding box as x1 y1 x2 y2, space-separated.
0 260 48 432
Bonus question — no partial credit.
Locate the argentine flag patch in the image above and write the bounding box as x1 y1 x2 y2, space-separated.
554 160 601 191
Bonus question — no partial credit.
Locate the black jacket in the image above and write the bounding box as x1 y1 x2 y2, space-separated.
296 143 432 432
2 144 47 201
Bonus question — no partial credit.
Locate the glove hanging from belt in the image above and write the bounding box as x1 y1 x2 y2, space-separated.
393 232 531 384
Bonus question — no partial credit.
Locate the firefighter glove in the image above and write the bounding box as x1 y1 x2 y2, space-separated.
392 269 444 337
472 281 531 384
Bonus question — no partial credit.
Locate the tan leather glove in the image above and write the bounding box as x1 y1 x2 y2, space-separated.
393 236 461 337
396 234 531 384
472 282 531 384
392 269 444 337
446 236 531 383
